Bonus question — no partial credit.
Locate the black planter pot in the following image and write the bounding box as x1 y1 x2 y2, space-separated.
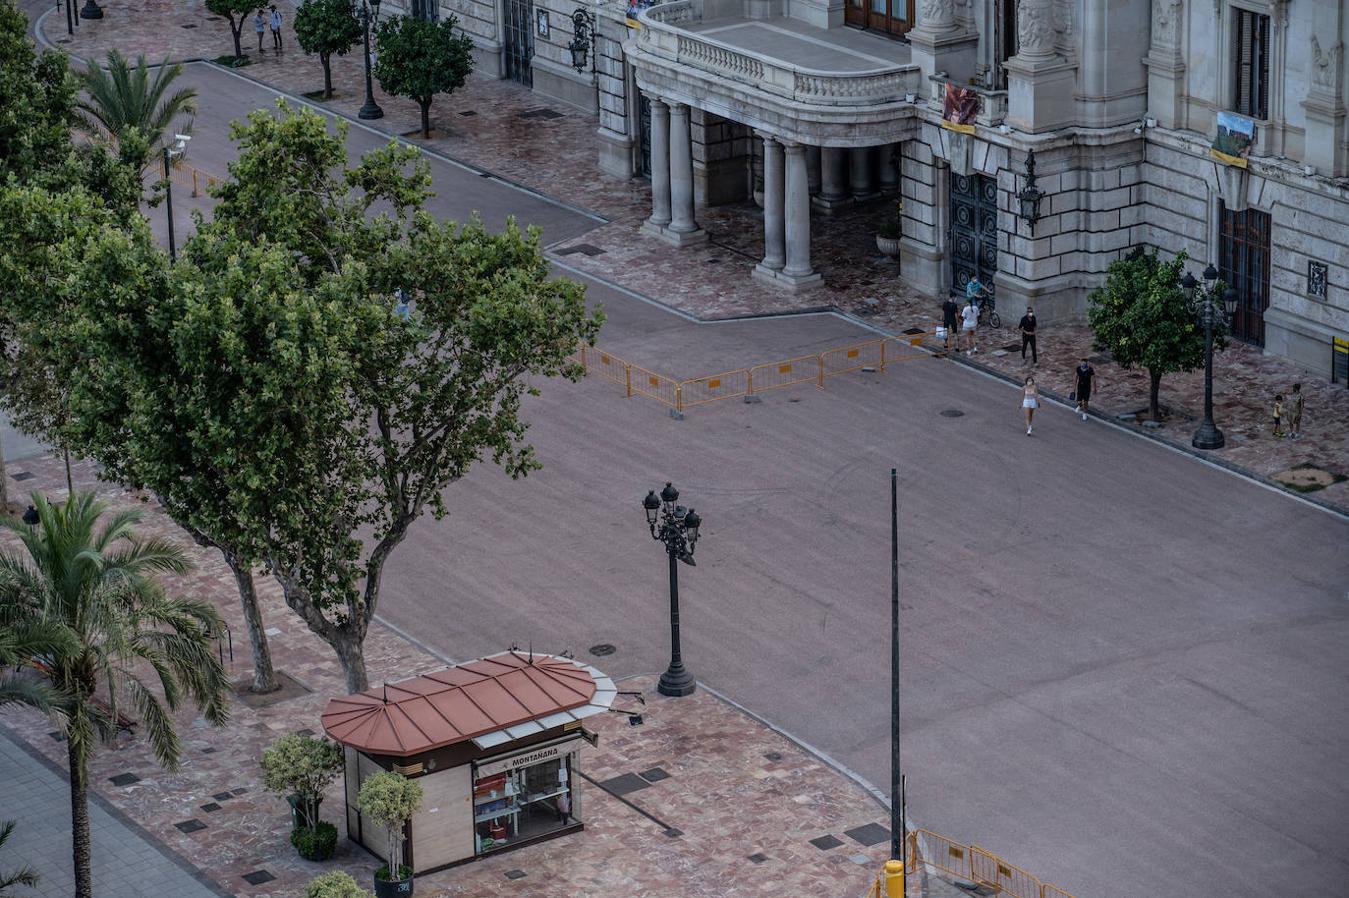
373 873 413 898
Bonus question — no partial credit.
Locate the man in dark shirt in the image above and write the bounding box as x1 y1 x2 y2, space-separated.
1018 306 1037 363
941 296 959 354
1074 357 1095 421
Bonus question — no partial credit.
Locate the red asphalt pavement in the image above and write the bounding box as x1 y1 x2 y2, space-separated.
60 60 1349 898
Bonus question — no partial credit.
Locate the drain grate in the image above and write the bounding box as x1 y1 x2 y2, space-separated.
458 110 478 116
589 643 616 656
520 107 564 119
557 244 606 257
940 409 965 417
902 327 925 335
11 472 34 481
241 870 275 886
181 22 197 27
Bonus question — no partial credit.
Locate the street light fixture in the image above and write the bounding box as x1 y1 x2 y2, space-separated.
358 0 384 121
642 482 702 697
1182 262 1232 450
568 8 594 72
162 133 191 263
1016 149 1044 234
79 0 102 21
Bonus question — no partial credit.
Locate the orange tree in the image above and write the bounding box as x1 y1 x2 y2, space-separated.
373 14 473 138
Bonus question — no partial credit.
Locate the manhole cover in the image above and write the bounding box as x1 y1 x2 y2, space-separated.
901 327 925 335
458 110 478 116
181 22 197 28
589 643 616 657
940 409 965 417
520 107 564 119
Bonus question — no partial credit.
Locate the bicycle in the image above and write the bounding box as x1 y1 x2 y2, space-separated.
974 285 1001 329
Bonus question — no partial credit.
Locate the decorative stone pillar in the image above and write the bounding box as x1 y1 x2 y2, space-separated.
909 0 979 87
814 146 850 212
806 146 822 196
781 143 821 288
1004 0 1077 133
1143 0 1185 129
849 147 876 198
756 136 786 276
878 144 899 194
641 98 672 238
666 102 706 245
1301 35 1346 176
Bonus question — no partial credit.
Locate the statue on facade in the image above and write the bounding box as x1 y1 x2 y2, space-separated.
1017 0 1056 59
1152 0 1182 48
1310 35 1342 95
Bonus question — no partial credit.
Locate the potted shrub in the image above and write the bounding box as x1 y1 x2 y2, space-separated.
261 732 344 861
306 871 373 898
358 771 424 898
876 203 902 256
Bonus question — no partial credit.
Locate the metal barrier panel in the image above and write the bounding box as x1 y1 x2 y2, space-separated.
970 846 1042 898
821 339 885 380
913 829 972 883
680 368 749 407
629 363 680 408
747 354 822 395
1040 885 1082 898
586 348 632 391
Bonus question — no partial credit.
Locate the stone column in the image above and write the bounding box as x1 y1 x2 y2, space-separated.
909 0 978 87
781 143 821 287
757 137 785 274
665 102 706 245
814 146 850 212
878 144 899 194
849 146 876 198
1003 0 1076 133
806 145 822 196
641 98 672 237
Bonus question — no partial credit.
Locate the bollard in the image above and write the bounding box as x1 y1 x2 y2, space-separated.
625 364 632 397
884 858 905 898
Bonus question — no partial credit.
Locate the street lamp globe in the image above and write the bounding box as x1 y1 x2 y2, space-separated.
1180 271 1198 302
1223 288 1238 317
643 490 660 525
1202 263 1219 283
684 509 700 546
660 481 679 509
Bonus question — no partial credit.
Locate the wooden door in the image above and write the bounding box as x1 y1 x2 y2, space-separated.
845 0 865 28
1218 203 1271 347
853 0 913 36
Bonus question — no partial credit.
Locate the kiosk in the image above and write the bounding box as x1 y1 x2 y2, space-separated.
321 651 616 873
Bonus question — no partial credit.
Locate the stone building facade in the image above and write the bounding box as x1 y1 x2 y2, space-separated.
388 0 1349 379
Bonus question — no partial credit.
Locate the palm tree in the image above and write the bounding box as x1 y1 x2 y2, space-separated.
0 821 39 897
0 492 230 898
76 51 198 174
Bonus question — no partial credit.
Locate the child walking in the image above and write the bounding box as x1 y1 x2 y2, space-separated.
1272 394 1285 438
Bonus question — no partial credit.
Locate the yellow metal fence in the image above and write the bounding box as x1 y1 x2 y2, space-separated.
573 331 933 414
165 159 223 198
885 828 1081 898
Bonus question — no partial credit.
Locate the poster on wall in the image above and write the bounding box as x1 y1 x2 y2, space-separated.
940 84 979 134
1210 111 1255 168
626 0 657 28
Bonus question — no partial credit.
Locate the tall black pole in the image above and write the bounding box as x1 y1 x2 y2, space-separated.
65 0 73 36
163 147 177 263
1191 304 1224 449
890 468 901 862
358 2 384 120
658 540 695 696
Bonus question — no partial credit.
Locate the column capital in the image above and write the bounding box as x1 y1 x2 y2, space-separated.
781 141 806 154
667 101 690 115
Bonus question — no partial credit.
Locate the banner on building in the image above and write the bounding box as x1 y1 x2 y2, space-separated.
626 0 657 28
940 84 979 134
1210 111 1255 168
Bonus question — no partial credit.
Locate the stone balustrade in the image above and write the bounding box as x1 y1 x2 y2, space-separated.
639 2 921 108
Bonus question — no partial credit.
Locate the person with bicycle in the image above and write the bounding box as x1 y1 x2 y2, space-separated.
966 277 999 328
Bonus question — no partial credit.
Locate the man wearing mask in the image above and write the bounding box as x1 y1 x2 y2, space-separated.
1074 357 1095 421
1018 306 1037 364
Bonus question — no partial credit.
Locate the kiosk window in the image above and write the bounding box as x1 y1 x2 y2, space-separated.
473 753 575 853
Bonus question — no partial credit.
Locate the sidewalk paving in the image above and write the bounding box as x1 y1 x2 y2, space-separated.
1 453 976 898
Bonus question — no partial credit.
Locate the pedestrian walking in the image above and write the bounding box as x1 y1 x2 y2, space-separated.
1272 393 1285 438
1288 383 1304 438
961 298 979 354
1073 357 1094 421
1022 375 1039 434
941 295 959 354
269 4 283 50
1018 306 1038 364
254 8 266 52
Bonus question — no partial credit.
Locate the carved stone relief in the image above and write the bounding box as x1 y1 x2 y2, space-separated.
1310 35 1343 96
919 0 957 29
1151 0 1182 49
1017 0 1056 59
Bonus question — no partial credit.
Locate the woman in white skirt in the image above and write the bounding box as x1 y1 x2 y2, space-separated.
1022 375 1039 434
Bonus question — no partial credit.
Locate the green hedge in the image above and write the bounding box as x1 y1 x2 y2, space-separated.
291 822 338 861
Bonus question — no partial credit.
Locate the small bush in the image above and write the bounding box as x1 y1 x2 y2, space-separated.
306 871 372 898
375 864 412 882
212 54 252 68
291 821 338 861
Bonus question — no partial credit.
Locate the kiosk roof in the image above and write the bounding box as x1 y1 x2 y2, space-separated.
320 652 602 757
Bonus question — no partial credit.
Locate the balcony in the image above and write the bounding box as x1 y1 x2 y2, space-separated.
627 2 922 144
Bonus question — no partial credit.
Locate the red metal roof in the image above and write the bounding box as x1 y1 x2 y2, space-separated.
320 652 598 757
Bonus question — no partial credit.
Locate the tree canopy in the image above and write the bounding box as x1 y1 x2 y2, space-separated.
373 14 474 138
205 0 257 60
294 0 363 100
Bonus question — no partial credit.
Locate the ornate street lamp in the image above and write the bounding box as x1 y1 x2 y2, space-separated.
161 134 191 262
642 482 702 697
80 0 103 20
1017 149 1044 234
568 8 595 72
358 0 384 120
1182 263 1235 450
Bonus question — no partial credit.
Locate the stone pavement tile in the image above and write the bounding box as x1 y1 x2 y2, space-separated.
2 454 951 898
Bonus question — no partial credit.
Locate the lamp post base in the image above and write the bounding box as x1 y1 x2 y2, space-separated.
1192 422 1225 450
79 0 103 18
657 664 696 697
358 101 384 120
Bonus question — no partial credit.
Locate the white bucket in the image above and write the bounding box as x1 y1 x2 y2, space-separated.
935 326 947 340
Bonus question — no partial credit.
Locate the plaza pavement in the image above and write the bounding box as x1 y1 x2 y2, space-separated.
11 12 1349 898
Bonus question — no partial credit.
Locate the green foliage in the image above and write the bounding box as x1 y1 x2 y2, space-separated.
0 0 75 184
1087 249 1226 419
205 0 257 59
0 491 230 897
261 733 344 830
294 0 362 99
291 821 339 861
373 14 474 137
77 50 198 174
0 820 38 897
359 772 422 877
306 871 373 898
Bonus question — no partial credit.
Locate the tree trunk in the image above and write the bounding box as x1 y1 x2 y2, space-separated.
0 435 9 513
225 552 279 693
67 739 93 898
1148 369 1162 421
231 19 244 59
321 56 333 99
420 100 431 139
63 448 73 495
333 629 369 694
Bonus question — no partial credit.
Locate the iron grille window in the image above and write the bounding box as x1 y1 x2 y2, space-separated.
1233 8 1269 119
